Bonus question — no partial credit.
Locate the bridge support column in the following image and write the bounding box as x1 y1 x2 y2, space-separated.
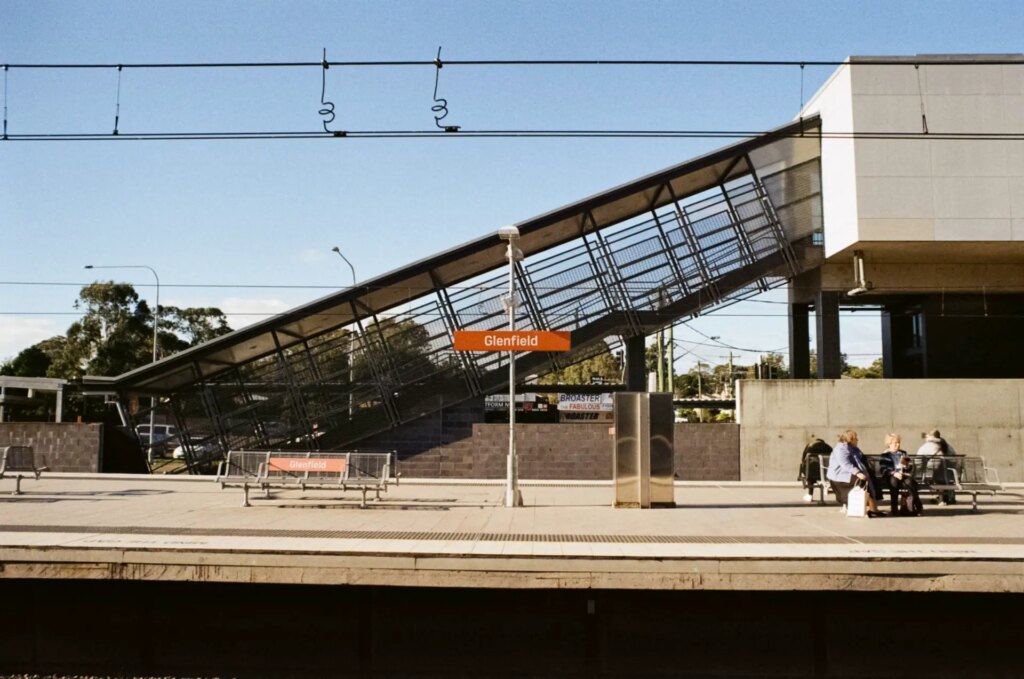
815 291 842 379
789 303 811 379
625 335 647 391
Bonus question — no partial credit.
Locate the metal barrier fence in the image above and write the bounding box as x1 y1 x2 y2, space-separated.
154 159 821 471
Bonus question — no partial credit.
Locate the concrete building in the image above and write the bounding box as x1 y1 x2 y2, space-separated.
789 54 1024 379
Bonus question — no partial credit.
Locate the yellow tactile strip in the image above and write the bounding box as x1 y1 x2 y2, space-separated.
3 524 1023 545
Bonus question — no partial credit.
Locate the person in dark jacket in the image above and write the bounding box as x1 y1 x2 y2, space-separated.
879 433 922 515
917 429 958 505
798 436 832 502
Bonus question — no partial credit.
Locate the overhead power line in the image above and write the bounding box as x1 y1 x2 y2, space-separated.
3 280 1024 293
5 129 1023 142
4 55 1020 142
6 57 1022 69
2 311 1021 321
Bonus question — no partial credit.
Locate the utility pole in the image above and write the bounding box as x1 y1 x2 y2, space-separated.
656 329 664 391
696 360 705 423
667 323 674 396
728 351 734 398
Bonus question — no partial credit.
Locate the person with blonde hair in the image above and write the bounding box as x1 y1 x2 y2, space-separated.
825 430 884 516
879 433 922 515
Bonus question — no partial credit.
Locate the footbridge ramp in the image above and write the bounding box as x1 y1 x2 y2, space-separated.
88 118 823 472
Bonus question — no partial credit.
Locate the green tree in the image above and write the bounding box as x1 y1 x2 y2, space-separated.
538 350 621 386
1 344 53 377
672 371 699 398
45 282 233 380
162 306 233 345
48 282 153 379
354 317 435 383
844 357 883 379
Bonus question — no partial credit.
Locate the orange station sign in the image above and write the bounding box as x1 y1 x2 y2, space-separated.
453 330 571 352
268 457 348 473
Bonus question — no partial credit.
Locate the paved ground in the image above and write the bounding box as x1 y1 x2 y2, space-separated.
2 473 1023 592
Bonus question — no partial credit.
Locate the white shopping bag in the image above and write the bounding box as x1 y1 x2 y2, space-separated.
846 485 867 518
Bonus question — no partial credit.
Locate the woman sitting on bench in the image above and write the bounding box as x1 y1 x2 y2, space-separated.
879 433 923 516
826 430 884 517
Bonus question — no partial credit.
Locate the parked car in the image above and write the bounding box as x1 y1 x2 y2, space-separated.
172 436 218 460
136 424 178 457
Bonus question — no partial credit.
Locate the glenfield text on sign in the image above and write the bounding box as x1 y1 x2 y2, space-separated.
453 330 571 352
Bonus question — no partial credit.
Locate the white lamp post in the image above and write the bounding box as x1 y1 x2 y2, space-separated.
498 225 524 507
331 246 357 288
331 247 358 422
84 264 160 463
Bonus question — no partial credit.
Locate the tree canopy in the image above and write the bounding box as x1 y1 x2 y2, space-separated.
537 350 622 386
2 282 233 381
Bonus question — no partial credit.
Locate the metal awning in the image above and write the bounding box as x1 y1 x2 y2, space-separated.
88 116 821 395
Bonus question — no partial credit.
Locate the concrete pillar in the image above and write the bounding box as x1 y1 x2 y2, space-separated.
788 303 810 379
625 335 647 391
881 311 896 379
55 385 63 423
815 291 841 379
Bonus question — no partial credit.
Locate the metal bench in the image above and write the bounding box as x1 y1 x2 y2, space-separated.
806 454 832 504
811 453 1003 511
922 456 1003 510
216 450 397 507
215 450 269 507
0 445 48 495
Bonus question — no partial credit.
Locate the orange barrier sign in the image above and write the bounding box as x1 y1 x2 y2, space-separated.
268 457 348 473
453 330 571 352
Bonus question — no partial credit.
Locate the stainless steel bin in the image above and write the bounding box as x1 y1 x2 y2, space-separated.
613 392 676 508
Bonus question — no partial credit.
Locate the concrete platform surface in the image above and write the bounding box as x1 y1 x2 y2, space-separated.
2 474 1023 592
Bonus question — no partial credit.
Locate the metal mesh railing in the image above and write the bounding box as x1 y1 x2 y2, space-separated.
167 160 821 471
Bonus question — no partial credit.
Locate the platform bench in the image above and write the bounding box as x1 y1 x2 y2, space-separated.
809 453 1003 511
0 445 48 495
216 450 397 507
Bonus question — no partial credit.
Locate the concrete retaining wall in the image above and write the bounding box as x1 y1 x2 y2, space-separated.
0 422 103 472
737 379 1024 482
387 422 739 481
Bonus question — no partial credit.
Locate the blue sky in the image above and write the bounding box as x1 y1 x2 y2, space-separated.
2 0 1022 369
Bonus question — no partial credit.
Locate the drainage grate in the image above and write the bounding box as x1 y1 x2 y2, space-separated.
3 524 1023 546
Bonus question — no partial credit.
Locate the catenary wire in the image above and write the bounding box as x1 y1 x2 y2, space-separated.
6 57 1023 68
4 129 1023 142
2 280 1022 293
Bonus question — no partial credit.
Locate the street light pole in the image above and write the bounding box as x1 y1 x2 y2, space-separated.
498 225 524 507
331 246 357 288
331 247 358 423
84 264 160 464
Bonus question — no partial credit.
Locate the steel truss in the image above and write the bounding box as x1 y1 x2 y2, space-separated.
121 149 822 473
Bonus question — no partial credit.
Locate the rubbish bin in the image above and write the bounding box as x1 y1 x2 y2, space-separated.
613 392 676 508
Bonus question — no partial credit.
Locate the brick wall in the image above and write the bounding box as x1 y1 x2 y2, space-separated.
0 423 103 472
677 423 740 481
375 419 739 481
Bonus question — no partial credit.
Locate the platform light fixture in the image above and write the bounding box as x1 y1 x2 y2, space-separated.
498 225 524 507
847 250 874 297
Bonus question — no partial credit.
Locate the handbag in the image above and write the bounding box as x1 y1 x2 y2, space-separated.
846 485 867 518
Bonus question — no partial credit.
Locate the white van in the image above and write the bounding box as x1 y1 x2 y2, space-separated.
136 424 177 447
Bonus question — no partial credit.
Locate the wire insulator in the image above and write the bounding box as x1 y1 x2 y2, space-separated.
318 48 344 136
3 64 8 140
915 64 929 134
799 63 805 111
113 65 122 135
431 46 460 133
